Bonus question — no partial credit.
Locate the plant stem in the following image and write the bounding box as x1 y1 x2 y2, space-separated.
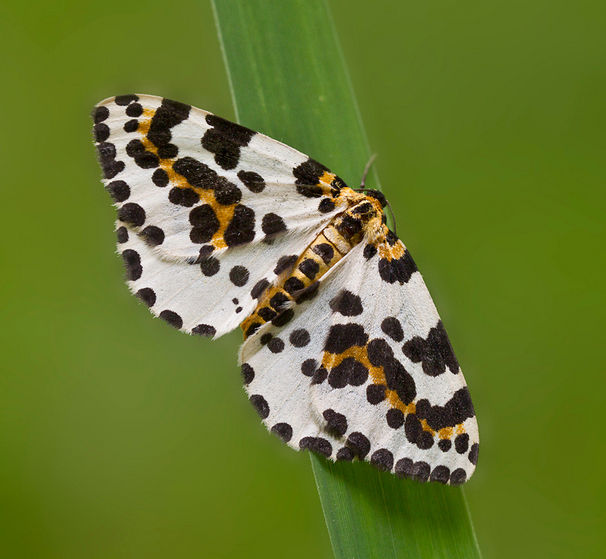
212 1 482 557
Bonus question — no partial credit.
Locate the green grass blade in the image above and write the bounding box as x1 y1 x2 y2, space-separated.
311 458 481 559
212 0 371 184
211 1 482 557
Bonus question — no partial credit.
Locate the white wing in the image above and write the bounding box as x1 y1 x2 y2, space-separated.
93 94 347 337
240 237 479 485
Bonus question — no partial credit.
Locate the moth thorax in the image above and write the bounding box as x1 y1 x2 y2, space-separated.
333 203 377 244
351 199 381 219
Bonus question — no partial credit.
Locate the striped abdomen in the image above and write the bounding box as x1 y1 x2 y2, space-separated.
241 199 381 338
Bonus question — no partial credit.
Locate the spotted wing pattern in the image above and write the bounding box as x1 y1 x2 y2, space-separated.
240 239 478 485
94 94 346 337
93 94 479 484
116 216 338 337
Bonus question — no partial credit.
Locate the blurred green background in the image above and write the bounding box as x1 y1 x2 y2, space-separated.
1 1 604 557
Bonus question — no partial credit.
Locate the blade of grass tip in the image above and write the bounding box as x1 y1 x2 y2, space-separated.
211 1 482 558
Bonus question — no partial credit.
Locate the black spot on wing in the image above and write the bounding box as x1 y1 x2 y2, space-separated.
301 359 318 377
366 384 386 404
124 119 139 133
192 324 216 338
450 468 467 485
136 287 156 307
318 198 335 213
468 443 479 465
293 158 345 196
126 102 143 117
152 168 169 187
299 437 332 457
94 123 109 142
293 158 329 198
199 256 220 277
455 433 469 454
118 203 146 227
386 408 404 429
229 266 249 287
140 225 165 246
415 387 475 431
267 337 285 353
173 157 242 205
323 409 347 437
116 226 128 244
311 367 328 385
96 142 124 179
169 187 199 207
189 204 220 243
402 321 460 376
370 449 394 472
196 245 215 262
202 114 255 170
289 329 310 347
114 94 139 106
395 459 430 482
148 98 191 150
363 244 377 260
93 105 109 123
105 180 130 203
327 357 368 388
241 363 254 384
336 447 354 461
224 204 255 246
346 432 370 459
213 180 242 205
430 465 450 484
271 423 293 442
378 250 417 284
271 308 294 327
126 139 159 169
159 310 183 329
157 143 177 158
324 324 368 353
173 157 217 189
381 317 404 342
261 213 287 237
367 338 416 405
329 290 363 316
250 394 270 419
238 170 265 193
404 414 434 449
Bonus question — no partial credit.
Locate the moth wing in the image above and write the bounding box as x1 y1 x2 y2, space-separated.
240 238 479 484
94 94 346 261
116 217 333 338
94 94 347 337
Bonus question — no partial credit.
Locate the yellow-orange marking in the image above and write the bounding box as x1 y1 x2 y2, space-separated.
139 110 233 250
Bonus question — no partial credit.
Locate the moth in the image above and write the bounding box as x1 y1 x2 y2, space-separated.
92 94 479 485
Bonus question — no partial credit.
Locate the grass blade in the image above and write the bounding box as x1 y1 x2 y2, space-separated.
212 1 482 557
